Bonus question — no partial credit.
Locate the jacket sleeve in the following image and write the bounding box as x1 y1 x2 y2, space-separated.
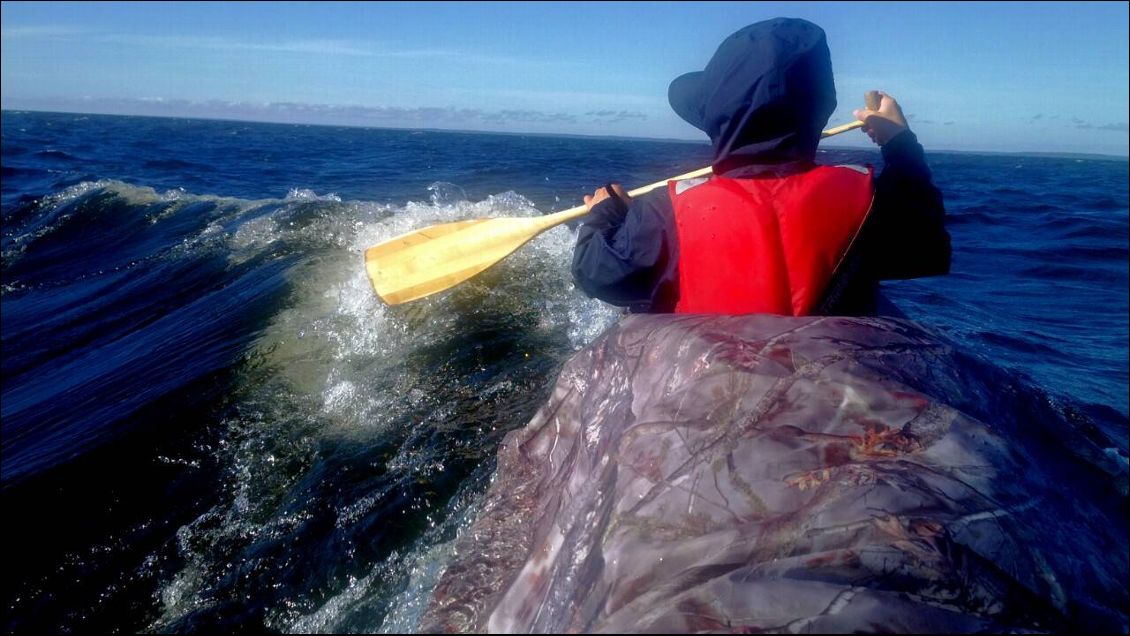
571 189 677 311
866 130 952 280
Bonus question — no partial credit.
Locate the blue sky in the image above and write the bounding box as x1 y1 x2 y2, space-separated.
2 1 1127 156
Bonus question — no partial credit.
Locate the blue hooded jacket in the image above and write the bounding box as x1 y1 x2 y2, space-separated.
571 18 950 314
668 17 838 169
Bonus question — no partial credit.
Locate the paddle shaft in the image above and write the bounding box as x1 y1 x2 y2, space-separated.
534 94 880 229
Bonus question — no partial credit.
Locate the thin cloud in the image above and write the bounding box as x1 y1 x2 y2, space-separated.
0 25 86 38
6 26 548 65
1068 120 1127 132
1096 122 1129 132
905 114 938 125
494 109 578 124
100 34 379 57
586 110 648 123
88 33 568 69
483 88 657 108
8 96 591 129
1020 114 1123 132
0 28 376 57
373 48 572 69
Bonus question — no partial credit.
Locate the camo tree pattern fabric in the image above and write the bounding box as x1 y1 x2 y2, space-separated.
421 314 1127 633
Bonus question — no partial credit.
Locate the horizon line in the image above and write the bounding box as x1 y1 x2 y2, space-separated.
2 107 1127 161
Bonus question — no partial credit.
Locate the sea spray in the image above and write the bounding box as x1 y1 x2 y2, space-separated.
148 185 619 631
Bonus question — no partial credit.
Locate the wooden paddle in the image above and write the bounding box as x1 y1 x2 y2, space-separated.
366 92 882 305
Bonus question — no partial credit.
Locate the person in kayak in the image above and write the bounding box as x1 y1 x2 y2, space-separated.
571 17 950 316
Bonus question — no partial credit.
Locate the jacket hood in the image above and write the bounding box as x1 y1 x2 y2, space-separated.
668 18 837 171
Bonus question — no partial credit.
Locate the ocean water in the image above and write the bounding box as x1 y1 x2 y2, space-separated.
2 111 1127 633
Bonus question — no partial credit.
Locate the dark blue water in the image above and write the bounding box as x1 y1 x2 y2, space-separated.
2 111 1127 633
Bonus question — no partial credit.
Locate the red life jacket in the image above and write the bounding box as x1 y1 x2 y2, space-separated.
669 165 874 315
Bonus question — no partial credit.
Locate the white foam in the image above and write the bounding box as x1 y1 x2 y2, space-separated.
245 187 618 432
286 188 342 202
283 486 488 634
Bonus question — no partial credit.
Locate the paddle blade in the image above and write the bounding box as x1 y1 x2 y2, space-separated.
364 215 551 305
